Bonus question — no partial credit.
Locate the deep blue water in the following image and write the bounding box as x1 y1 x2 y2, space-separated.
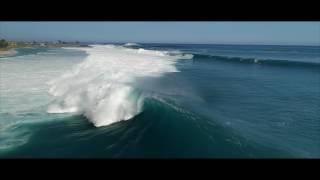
0 44 319 158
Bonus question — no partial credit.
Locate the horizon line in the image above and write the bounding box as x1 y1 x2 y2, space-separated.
2 38 319 47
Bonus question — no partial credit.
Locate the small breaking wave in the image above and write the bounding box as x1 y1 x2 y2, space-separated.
192 53 320 69
123 43 140 47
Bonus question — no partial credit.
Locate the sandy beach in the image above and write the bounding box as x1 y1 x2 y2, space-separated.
0 49 17 57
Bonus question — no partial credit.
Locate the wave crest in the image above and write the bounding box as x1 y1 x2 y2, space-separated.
47 45 192 127
123 43 140 47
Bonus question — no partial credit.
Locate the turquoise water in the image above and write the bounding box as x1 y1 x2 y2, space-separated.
0 44 319 158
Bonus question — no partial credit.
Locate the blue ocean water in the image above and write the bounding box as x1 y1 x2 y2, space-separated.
0 44 319 158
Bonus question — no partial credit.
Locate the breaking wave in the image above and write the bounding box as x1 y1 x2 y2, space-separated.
47 44 192 127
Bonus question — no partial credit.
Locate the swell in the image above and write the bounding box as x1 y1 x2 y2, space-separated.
192 53 320 69
138 97 294 158
2 96 294 158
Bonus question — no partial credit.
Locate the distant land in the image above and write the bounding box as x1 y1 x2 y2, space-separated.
0 39 87 57
1 39 319 58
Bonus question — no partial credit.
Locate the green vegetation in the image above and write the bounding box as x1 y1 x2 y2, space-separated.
0 39 37 51
0 39 9 49
0 39 84 53
0 39 27 50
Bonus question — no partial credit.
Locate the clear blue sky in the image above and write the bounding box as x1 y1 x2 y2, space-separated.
0 22 319 45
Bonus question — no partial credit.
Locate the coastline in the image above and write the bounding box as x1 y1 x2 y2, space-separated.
0 48 17 58
0 43 87 58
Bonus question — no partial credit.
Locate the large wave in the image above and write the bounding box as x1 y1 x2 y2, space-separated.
47 45 192 127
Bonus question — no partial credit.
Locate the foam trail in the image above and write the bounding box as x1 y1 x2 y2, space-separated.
47 45 192 127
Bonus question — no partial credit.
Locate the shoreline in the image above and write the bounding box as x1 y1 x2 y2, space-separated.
0 49 17 58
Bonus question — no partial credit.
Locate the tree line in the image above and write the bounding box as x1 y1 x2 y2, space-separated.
0 39 9 48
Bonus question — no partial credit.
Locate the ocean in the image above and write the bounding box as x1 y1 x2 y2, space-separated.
0 43 319 158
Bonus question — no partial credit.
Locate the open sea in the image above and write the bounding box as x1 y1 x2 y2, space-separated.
0 43 319 158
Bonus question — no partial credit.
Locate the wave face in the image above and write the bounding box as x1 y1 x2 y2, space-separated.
47 45 192 127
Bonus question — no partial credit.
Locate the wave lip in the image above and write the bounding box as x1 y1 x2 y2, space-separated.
47 44 192 127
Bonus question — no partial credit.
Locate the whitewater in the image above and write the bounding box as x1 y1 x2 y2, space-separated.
47 45 192 127
0 43 318 158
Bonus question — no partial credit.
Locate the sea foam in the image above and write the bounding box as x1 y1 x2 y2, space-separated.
47 45 192 127
123 43 140 47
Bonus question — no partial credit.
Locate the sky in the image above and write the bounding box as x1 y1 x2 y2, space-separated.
0 22 319 45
